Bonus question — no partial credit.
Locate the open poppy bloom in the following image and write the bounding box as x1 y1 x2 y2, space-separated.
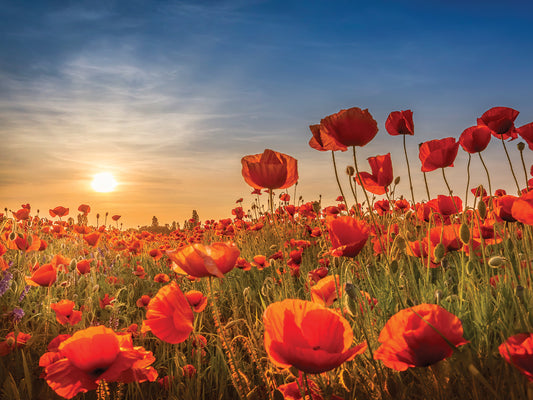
83 232 101 247
77 204 91 215
517 122 533 150
499 333 533 381
310 275 341 306
49 206 69 218
25 263 57 287
263 299 367 374
12 208 30 221
241 149 298 190
318 107 378 147
308 124 347 152
185 290 208 312
143 281 194 344
385 110 414 136
40 325 157 399
458 125 492 153
511 190 533 225
477 106 519 140
418 137 460 172
51 300 82 326
327 216 369 257
166 242 240 278
355 153 394 195
112 215 121 221
374 304 468 371
0 332 32 356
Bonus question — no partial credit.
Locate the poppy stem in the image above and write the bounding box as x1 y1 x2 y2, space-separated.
518 143 529 192
347 174 360 217
403 134 416 205
423 171 431 201
477 152 493 197
302 372 313 400
465 154 471 209
269 189 274 218
441 168 459 214
331 151 349 211
500 134 521 194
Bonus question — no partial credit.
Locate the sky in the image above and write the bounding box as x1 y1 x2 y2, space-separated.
1 0 533 227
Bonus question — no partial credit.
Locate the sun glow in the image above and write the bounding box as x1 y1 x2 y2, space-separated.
91 172 118 193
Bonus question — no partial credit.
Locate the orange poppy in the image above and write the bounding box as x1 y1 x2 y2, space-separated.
40 325 157 399
83 232 101 247
49 206 69 218
241 149 298 190
264 299 366 373
76 259 92 275
277 372 325 400
99 294 114 309
419 137 460 172
25 263 57 287
327 216 369 257
0 331 32 356
318 107 378 147
112 215 121 221
385 110 414 136
143 281 194 344
77 204 91 215
499 333 533 381
355 153 394 195
308 124 347 152
511 190 533 225
153 273 170 283
373 304 469 371
51 300 82 326
478 106 519 140
136 295 151 308
185 290 208 312
310 275 341 306
12 208 30 221
9 234 41 252
166 242 240 278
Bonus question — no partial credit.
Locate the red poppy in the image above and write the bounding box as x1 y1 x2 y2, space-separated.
83 232 101 247
112 215 121 221
277 372 325 400
373 304 469 371
310 275 341 306
77 204 91 215
478 106 519 140
517 122 533 150
12 208 30 221
136 295 151 308
459 125 492 153
143 281 194 344
385 110 414 136
185 290 208 312
495 195 518 222
0 332 32 356
241 149 298 190
355 153 394 195
499 333 533 381
419 137 460 172
327 216 369 257
10 234 41 252
318 107 378 147
76 259 92 275
166 242 240 278
40 326 157 399
263 299 367 373
51 300 82 326
153 273 170 283
49 206 69 218
99 294 114 309
427 195 463 216
25 263 57 287
511 191 533 225
308 124 347 152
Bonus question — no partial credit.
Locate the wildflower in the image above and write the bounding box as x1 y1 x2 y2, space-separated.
12 208 30 221
327 216 369 257
185 290 208 312
374 304 469 370
459 125 492 153
40 326 157 399
25 263 57 287
318 107 378 147
308 123 347 152
277 372 325 400
11 307 25 323
166 242 240 278
478 106 519 140
419 137 460 172
499 333 533 381
49 206 69 218
511 190 533 225
263 298 367 373
99 294 114 309
182 364 197 378
76 259 92 275
112 215 121 221
310 275 341 306
154 273 170 283
136 295 151 308
143 281 194 344
385 110 414 136
51 300 82 326
0 331 31 356
517 122 533 150
355 153 394 195
241 149 299 190
78 204 91 214
18 285 30 302
83 232 101 247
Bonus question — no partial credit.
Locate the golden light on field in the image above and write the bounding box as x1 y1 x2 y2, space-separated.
91 172 118 193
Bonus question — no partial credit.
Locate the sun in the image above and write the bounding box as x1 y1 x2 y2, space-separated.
91 172 118 193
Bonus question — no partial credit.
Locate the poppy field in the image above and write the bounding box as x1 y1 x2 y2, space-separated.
2 106 533 400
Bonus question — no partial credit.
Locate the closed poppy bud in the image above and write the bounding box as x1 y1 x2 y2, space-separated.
433 243 446 261
518 142 526 151
478 199 487 219
459 223 470 245
488 256 507 268
346 166 355 176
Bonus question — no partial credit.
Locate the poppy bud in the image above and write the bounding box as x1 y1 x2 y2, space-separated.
9 232 16 241
243 287 250 301
433 243 446 261
394 176 401 185
69 259 77 270
488 256 507 268
346 166 355 176
466 260 476 275
344 282 358 300
434 289 443 304
5 336 15 347
269 244 277 251
460 222 470 245
517 142 525 151
393 235 406 251
477 200 487 219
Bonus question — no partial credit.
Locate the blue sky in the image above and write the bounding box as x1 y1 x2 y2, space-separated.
1 0 533 226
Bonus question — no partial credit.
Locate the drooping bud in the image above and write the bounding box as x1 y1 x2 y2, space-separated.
518 142 525 151
488 256 507 268
346 166 355 176
433 242 446 261
460 222 470 245
394 176 401 185
477 200 487 219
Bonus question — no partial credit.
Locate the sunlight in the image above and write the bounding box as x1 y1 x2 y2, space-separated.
91 172 118 193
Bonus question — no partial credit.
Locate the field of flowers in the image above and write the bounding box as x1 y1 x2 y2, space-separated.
1 106 533 400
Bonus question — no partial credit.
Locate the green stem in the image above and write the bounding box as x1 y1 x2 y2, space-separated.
423 171 431 201
441 168 459 214
465 153 471 209
403 134 416 205
519 144 530 192
478 152 493 197
500 135 521 194
332 151 349 210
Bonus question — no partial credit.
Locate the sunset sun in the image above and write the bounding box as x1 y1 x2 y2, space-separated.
91 172 118 193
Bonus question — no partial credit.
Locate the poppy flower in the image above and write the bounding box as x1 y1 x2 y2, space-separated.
83 232 101 247
78 204 91 215
495 195 518 222
419 137 460 172
10 234 41 252
51 300 82 326
459 125 492 153
153 273 170 283
76 259 92 275
143 281 194 344
12 208 30 221
318 107 378 147
511 190 533 225
263 299 366 374
112 215 121 221
0 332 32 356
478 106 519 140
40 325 157 399
25 263 57 287
499 333 533 381
355 153 394 195
308 124 347 152
277 372 325 400
373 304 469 371
185 290 208 312
327 216 369 257
385 110 414 136
49 206 69 218
517 122 533 150
241 149 298 190
310 275 341 306
99 294 114 309
166 242 240 278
